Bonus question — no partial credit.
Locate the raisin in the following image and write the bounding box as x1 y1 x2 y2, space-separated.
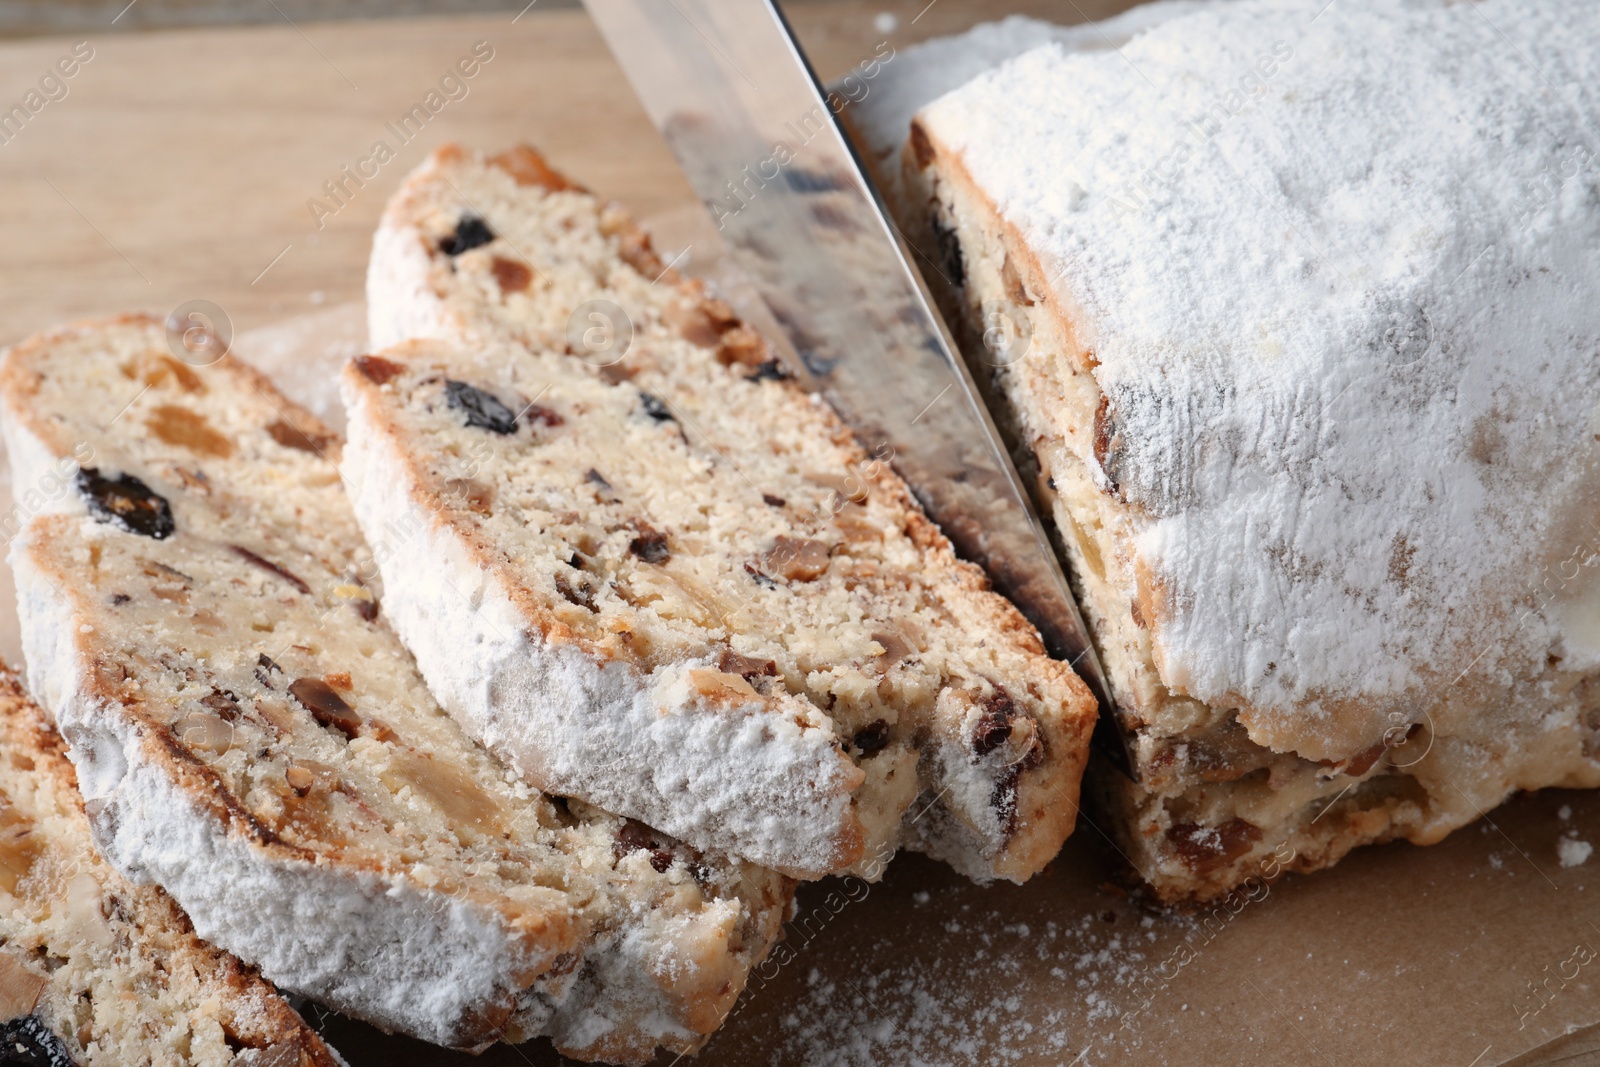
522 404 564 427
1093 395 1123 497
614 820 674 873
990 764 1026 837
76 468 174 540
0 1015 74 1067
762 493 786 508
230 545 311 595
971 690 1017 757
852 719 890 756
639 392 675 422
554 574 597 612
490 256 532 293
353 355 403 385
930 213 965 289
266 419 332 454
289 678 361 740
628 523 671 564
444 379 517 434
747 359 789 382
439 214 495 255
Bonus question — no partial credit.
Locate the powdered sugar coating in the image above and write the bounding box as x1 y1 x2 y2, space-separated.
844 4 1219 209
917 0 1600 755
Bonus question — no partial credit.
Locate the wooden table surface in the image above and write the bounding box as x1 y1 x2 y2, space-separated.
0 0 1116 347
5 6 1599 1067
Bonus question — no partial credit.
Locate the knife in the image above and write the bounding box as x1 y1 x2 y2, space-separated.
580 0 1130 774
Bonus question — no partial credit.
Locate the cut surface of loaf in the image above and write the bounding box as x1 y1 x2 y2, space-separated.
0 666 342 1067
895 0 1600 900
354 144 1095 882
0 315 791 1063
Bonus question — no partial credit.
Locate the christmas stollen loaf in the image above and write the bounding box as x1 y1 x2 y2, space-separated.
351 144 1096 882
0 667 342 1067
896 0 1600 900
0 315 791 1062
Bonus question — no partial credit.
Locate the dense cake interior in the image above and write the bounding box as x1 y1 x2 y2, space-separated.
0 671 337 1067
1 317 790 1055
356 146 1095 882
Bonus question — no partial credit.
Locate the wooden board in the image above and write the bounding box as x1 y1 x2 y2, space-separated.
0 0 1122 346
2 6 1597 1067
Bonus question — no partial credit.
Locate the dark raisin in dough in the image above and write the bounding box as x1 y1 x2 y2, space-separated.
747 359 789 382
444 380 518 435
931 214 966 289
628 525 670 564
852 719 891 756
439 214 495 256
75 468 175 540
638 392 674 422
0 1016 76 1067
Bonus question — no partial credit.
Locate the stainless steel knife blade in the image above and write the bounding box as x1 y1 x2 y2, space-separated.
581 0 1123 762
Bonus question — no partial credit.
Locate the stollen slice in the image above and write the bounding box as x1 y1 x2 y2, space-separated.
349 143 1096 882
0 664 343 1067
0 314 791 1062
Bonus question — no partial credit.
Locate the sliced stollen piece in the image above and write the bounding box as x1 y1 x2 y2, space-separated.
350 144 1096 882
0 666 343 1067
900 0 1600 901
0 315 791 1063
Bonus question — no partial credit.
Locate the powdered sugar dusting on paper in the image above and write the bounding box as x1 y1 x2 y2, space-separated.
920 0 1600 735
772 907 1182 1065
